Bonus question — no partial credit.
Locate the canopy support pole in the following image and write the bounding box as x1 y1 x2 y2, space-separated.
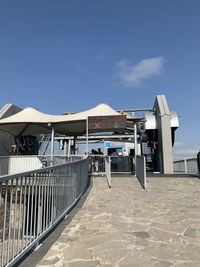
73 136 77 154
64 140 67 156
50 127 55 165
67 139 71 157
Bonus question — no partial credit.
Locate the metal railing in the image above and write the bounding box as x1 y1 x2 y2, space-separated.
136 155 146 190
110 156 135 173
0 155 83 176
89 155 135 174
173 158 198 174
105 156 111 188
89 155 105 173
0 156 89 267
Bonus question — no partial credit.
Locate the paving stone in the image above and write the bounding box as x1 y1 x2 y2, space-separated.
174 261 200 267
140 242 181 261
42 249 62 260
148 227 178 242
150 259 173 267
184 224 200 237
63 247 92 261
132 231 151 239
93 248 132 265
36 256 63 267
118 253 155 267
90 240 130 253
57 233 71 243
64 260 100 267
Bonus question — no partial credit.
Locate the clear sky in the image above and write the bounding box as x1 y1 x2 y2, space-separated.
0 0 199 158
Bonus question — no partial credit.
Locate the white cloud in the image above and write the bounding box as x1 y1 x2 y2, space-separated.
115 56 165 88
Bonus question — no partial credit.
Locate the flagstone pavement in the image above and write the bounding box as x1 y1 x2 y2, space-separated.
20 175 200 267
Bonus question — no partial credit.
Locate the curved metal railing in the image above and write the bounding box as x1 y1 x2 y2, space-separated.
0 156 89 267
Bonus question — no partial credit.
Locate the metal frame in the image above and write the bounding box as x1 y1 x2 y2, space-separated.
0 156 89 267
105 156 111 188
173 158 198 174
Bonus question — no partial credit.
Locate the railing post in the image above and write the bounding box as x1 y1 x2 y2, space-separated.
35 205 42 250
184 159 188 173
105 156 111 188
134 123 137 175
109 156 111 188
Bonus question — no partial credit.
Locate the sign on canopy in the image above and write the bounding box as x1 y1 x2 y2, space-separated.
88 115 126 132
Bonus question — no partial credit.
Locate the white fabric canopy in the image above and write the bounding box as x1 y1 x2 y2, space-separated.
0 103 122 136
0 107 62 136
54 103 121 135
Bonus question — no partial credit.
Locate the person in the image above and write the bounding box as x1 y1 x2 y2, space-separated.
90 149 95 172
111 149 118 171
197 150 200 174
111 148 118 156
97 148 104 171
90 149 99 172
10 145 17 154
90 149 96 155
97 148 103 155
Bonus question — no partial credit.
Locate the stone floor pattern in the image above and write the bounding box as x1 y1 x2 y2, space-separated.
36 175 200 267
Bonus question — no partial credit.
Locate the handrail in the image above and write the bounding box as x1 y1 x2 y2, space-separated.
0 156 89 267
0 155 84 178
173 158 198 174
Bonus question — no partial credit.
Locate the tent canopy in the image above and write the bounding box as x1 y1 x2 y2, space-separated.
54 103 121 135
0 103 123 136
0 107 62 136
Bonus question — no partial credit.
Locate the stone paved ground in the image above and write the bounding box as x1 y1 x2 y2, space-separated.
35 175 200 267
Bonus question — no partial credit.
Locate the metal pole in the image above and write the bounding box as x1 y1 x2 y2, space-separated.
73 136 76 155
64 140 67 156
67 139 71 157
134 123 138 156
108 156 111 188
86 117 89 155
50 127 54 165
184 159 188 174
134 123 137 174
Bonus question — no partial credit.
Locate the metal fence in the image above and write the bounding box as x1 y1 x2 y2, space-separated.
0 155 83 176
0 156 89 267
89 155 135 174
110 156 135 173
89 155 105 173
136 156 146 190
173 158 198 174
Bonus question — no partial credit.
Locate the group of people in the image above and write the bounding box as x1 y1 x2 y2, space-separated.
90 148 103 172
90 148 103 155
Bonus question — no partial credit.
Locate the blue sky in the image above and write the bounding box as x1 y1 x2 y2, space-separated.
0 0 199 158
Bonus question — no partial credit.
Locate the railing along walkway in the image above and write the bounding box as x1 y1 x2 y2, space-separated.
173 158 198 174
0 156 89 267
